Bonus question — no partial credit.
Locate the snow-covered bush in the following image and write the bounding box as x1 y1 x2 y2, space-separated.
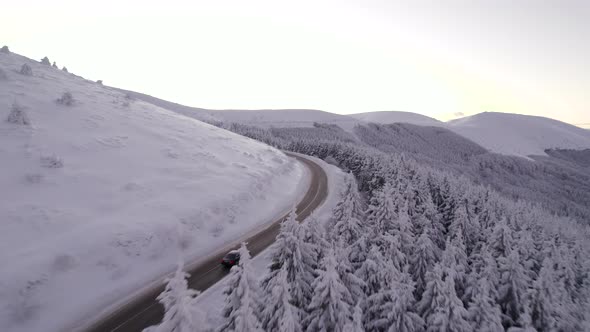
52 62 58 69
6 102 31 125
19 64 33 76
97 80 103 85
56 92 74 106
62 67 68 73
24 173 43 184
40 56 50 65
0 45 9 54
40 155 63 168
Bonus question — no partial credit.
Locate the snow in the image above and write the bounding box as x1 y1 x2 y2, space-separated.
191 155 346 327
0 52 305 332
350 110 590 158
213 109 362 132
447 112 590 157
349 111 443 127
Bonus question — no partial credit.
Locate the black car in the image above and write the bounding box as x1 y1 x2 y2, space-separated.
221 250 240 267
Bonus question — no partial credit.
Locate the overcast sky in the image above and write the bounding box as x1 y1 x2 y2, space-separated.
3 0 589 125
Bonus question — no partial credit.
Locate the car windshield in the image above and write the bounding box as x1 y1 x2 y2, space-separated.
225 253 239 260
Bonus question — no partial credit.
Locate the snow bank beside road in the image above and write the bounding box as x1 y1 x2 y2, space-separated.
0 52 303 332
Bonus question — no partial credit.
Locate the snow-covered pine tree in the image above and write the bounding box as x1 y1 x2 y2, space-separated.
62 66 68 73
260 265 302 332
498 250 530 328
467 277 503 332
416 264 446 324
411 229 439 299
145 264 208 332
440 237 467 299
348 233 370 271
41 56 50 65
52 61 58 68
425 274 471 332
344 304 364 332
0 45 9 53
219 243 262 332
490 217 513 260
305 249 352 332
335 242 366 305
261 208 315 313
394 200 416 257
529 258 559 331
301 214 329 265
382 275 425 332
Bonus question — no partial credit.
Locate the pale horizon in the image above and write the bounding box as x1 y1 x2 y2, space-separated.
3 0 589 127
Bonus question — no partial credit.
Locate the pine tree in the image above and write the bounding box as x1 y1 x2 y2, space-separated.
146 264 208 332
394 201 416 257
219 243 262 332
335 243 366 305
383 276 425 332
416 264 446 323
467 277 503 332
344 304 364 332
52 61 58 68
260 265 302 332
490 217 513 259
411 230 438 298
426 276 471 332
0 45 9 53
329 174 364 232
41 56 50 65
261 208 315 312
305 250 352 332
498 250 530 328
301 215 330 265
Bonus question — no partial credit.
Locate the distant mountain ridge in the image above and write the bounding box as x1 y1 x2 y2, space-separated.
119 89 590 158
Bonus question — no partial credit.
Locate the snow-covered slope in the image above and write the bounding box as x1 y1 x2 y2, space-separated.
447 112 590 157
213 109 362 131
0 51 303 332
115 90 363 131
349 111 443 127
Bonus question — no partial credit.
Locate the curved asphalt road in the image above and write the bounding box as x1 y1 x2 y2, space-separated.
83 152 328 332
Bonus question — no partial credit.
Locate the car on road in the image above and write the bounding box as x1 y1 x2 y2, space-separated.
221 250 240 267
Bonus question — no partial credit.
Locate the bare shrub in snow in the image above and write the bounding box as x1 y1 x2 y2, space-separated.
24 173 44 184
40 155 63 168
52 254 78 272
6 102 31 125
0 68 7 80
56 92 74 106
19 64 33 76
40 56 50 65
0 45 9 53
62 66 68 73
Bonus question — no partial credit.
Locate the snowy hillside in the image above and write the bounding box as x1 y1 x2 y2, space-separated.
0 51 304 332
213 109 362 131
448 112 590 157
117 90 363 131
349 111 443 127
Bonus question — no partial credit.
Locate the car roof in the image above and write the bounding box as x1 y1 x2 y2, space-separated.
227 250 239 254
